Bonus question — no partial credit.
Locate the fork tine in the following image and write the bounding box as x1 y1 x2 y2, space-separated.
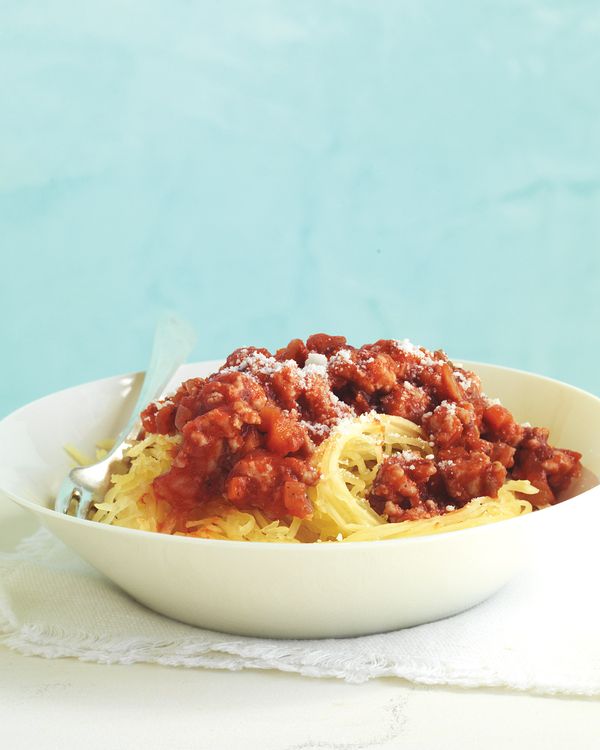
75 488 95 519
56 476 93 518
55 479 76 515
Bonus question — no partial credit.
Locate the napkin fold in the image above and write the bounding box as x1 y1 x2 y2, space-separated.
1 507 600 695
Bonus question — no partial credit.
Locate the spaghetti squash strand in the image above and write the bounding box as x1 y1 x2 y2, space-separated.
304 413 534 541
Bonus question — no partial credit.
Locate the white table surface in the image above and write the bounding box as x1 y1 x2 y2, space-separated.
1 499 599 750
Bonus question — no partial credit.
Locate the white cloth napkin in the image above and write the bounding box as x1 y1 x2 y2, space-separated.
2 506 600 695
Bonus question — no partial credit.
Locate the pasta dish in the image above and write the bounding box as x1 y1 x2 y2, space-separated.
78 335 582 543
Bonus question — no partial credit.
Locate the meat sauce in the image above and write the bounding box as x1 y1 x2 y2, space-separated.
141 335 581 523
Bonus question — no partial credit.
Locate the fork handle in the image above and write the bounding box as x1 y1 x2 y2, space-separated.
70 312 196 491
124 312 197 443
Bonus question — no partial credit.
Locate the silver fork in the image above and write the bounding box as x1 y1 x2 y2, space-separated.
55 313 196 518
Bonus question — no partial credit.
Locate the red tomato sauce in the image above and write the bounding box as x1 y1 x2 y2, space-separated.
141 335 582 523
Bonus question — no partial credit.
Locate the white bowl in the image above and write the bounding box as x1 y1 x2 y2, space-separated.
0 361 598 639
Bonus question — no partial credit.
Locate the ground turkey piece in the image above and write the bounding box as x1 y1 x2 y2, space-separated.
422 401 482 450
328 348 397 395
148 371 317 520
482 404 524 447
512 427 581 507
305 333 348 357
436 449 506 503
368 454 441 522
141 376 207 434
226 450 317 518
380 381 433 423
274 338 309 365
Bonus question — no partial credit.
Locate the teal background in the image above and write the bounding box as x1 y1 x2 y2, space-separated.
1 1 599 417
